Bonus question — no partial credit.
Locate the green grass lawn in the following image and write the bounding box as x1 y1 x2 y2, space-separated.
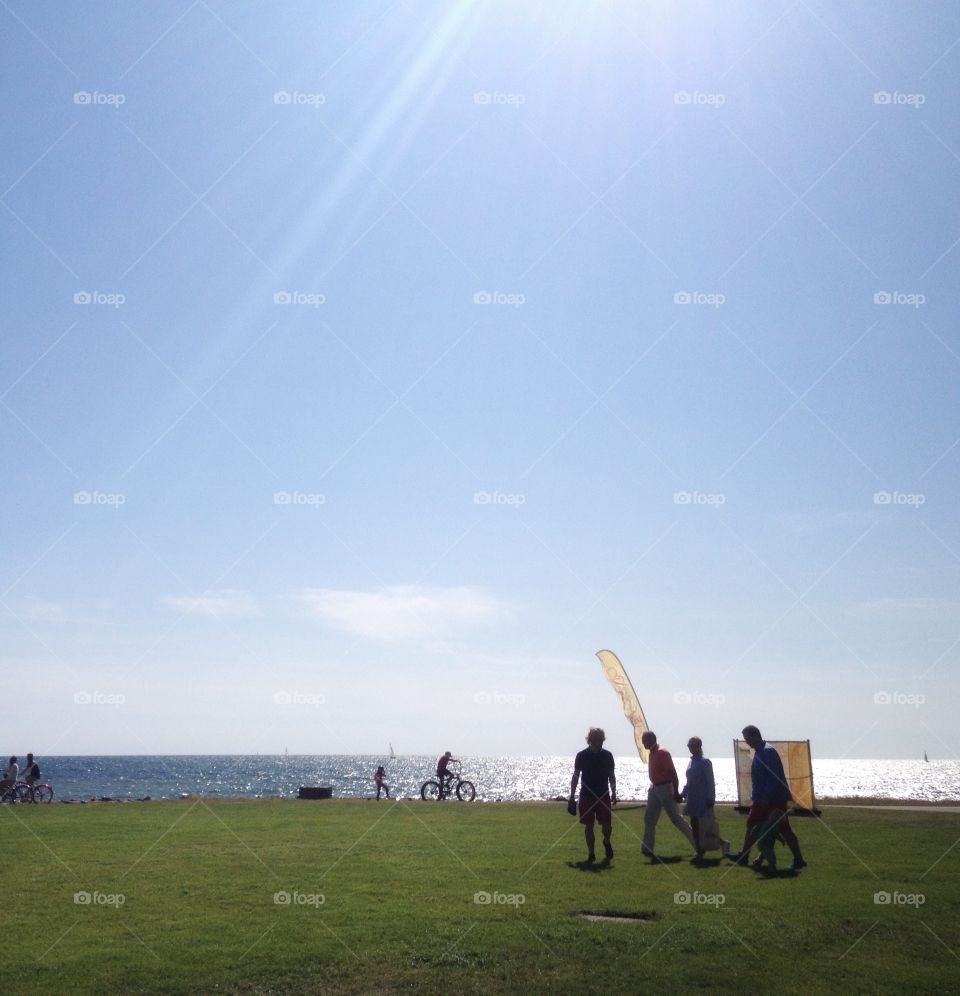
2 798 957 994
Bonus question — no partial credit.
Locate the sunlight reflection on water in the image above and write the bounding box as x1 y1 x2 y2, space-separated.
38 755 960 802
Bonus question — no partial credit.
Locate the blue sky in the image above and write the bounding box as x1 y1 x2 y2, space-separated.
2 1 958 761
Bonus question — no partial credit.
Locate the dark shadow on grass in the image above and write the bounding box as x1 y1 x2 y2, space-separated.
756 868 799 879
644 855 684 865
691 857 723 868
568 858 613 872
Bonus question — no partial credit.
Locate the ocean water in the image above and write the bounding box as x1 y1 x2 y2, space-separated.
24 755 960 803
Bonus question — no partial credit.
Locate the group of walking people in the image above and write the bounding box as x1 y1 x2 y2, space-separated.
568 724 806 871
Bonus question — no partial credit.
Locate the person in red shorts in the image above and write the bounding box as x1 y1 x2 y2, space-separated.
569 727 617 863
730 725 806 872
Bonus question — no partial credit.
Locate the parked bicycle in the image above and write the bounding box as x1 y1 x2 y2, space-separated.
420 761 475 801
0 781 53 803
1 781 32 803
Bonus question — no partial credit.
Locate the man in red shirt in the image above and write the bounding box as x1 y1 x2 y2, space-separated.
641 731 696 859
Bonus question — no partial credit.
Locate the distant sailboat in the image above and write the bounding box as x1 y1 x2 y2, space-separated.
389 742 395 760
923 751 929 762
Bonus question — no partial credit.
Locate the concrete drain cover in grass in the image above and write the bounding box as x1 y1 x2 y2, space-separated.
578 911 657 923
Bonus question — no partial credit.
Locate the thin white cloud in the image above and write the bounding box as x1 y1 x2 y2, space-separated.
162 590 260 618
298 585 503 641
8 598 114 625
853 596 960 618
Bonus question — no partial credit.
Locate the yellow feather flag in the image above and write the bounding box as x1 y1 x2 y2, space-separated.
596 649 651 762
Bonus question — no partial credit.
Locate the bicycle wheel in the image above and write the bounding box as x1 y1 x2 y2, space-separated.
456 780 476 802
32 784 53 803
13 784 32 803
421 780 442 801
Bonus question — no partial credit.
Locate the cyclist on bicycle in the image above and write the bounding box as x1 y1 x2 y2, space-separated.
436 751 458 796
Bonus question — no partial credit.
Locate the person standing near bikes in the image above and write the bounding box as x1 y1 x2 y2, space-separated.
569 727 617 863
22 754 40 787
1 756 18 793
436 751 458 796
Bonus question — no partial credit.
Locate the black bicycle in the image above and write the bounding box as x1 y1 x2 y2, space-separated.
420 761 475 802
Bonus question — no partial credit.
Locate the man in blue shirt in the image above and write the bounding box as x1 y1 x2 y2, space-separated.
730 725 806 871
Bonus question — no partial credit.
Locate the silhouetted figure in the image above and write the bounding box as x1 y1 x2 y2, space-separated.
569 726 617 863
641 731 695 858
731 725 806 871
681 737 729 859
